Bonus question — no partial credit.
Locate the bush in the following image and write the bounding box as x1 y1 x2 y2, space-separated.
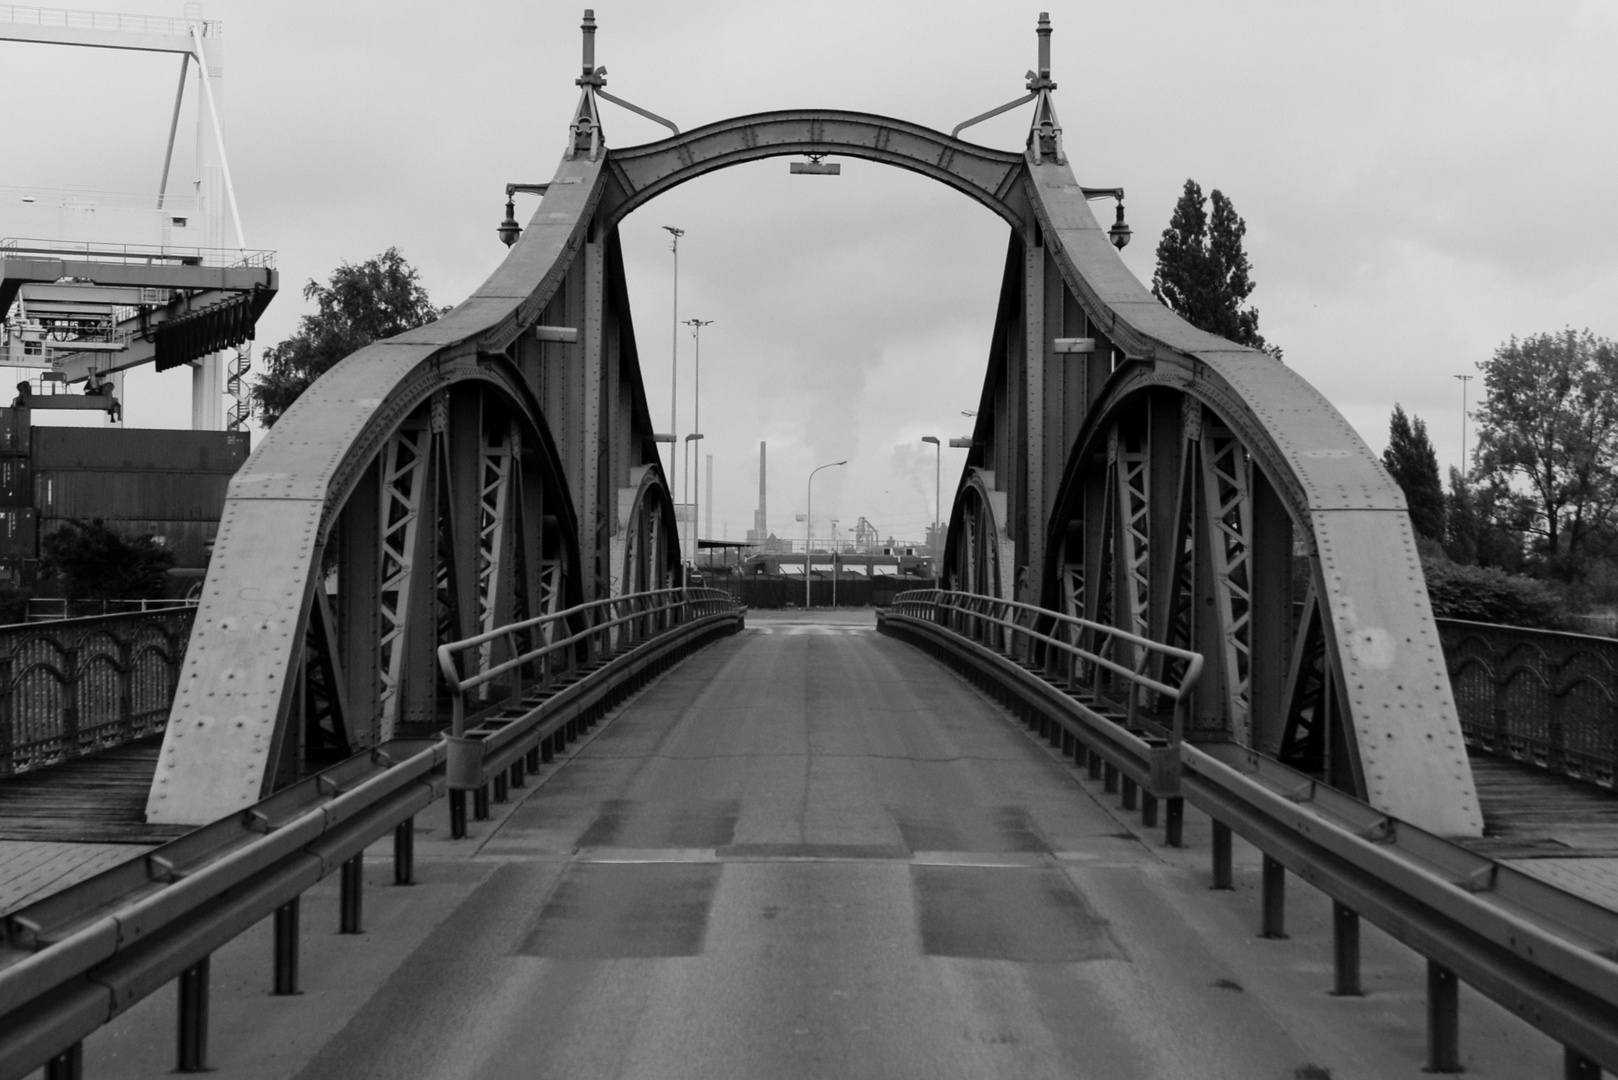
1422 557 1566 629
38 519 175 601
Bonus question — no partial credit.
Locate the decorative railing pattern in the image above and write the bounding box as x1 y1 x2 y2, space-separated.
0 609 192 776
1437 618 1618 787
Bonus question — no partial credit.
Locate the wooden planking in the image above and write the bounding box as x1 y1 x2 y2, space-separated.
1462 751 1618 859
0 736 188 844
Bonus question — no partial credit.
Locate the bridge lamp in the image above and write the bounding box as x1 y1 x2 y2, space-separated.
948 438 976 449
1053 337 1095 354
1080 187 1131 250
533 326 579 343
790 154 841 175
497 183 551 247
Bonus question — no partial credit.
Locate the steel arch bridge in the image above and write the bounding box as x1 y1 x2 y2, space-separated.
147 12 1480 839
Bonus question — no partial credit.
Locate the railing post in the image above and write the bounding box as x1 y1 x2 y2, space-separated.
176 954 210 1072
339 855 363 934
1211 821 1233 889
44 1042 83 1080
273 896 299 995
449 790 467 838
1261 854 1286 938
1565 1048 1601 1079
0 656 12 778
116 636 134 740
1164 797 1183 848
1427 960 1461 1073
394 818 415 884
1332 901 1362 996
62 644 80 757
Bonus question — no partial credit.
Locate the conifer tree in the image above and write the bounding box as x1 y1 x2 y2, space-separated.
1152 179 1280 358
1383 404 1446 541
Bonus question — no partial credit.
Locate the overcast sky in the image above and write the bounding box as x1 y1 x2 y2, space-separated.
3 1 1615 546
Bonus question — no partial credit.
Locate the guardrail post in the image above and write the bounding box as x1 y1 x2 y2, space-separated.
1103 762 1119 794
541 734 555 763
1211 821 1233 889
44 1041 82 1080
273 896 300 995
1261 855 1286 938
1332 902 1361 996
473 783 491 820
1140 791 1157 827
340 855 363 934
394 818 415 885
1164 797 1183 847
1087 747 1102 780
449 790 467 838
1427 960 1461 1073
176 954 210 1072
526 744 541 772
511 758 525 788
1120 775 1138 812
1565 1048 1601 1079
493 772 508 803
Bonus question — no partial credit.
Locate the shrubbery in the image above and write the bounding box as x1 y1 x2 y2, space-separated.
1421 555 1566 629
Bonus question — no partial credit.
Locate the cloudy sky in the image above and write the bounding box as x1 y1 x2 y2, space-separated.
3 1 1615 547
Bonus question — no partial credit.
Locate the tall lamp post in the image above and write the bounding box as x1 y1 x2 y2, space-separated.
922 435 941 568
685 433 704 567
662 225 684 504
806 459 847 609
683 317 712 527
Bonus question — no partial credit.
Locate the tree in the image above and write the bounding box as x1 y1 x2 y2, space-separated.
39 519 175 600
1383 405 1445 541
1152 179 1280 358
1472 328 1618 577
252 248 446 426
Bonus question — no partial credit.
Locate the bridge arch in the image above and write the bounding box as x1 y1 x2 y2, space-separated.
598 110 1029 232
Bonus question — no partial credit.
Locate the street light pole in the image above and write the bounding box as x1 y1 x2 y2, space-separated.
683 317 712 536
806 459 847 609
922 435 941 568
662 226 684 507
685 433 704 566
1454 374 1474 475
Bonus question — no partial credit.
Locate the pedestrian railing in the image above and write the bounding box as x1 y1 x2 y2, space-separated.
883 591 1618 1076
436 586 740 837
1437 618 1618 787
0 588 742 1079
0 608 192 776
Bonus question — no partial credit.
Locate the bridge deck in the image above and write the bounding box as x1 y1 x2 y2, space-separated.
53 610 1563 1077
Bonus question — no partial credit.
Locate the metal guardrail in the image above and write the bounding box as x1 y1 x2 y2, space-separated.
437 586 739 837
1438 617 1618 787
883 591 1618 1076
0 588 742 1079
0 608 191 776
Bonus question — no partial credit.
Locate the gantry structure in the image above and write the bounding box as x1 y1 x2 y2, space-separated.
147 10 1478 842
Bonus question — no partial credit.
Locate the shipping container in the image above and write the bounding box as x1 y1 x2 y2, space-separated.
0 456 30 505
0 508 38 557
31 428 249 473
0 408 26 454
35 470 233 521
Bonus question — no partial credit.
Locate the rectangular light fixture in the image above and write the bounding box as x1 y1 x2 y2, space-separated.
534 326 579 342
789 162 841 175
652 433 676 443
948 438 976 449
1053 337 1096 354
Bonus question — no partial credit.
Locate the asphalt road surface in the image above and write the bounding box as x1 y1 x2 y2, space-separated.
87 609 1565 1079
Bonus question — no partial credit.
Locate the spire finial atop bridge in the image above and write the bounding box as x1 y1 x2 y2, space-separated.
948 13 1064 165
565 8 681 162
